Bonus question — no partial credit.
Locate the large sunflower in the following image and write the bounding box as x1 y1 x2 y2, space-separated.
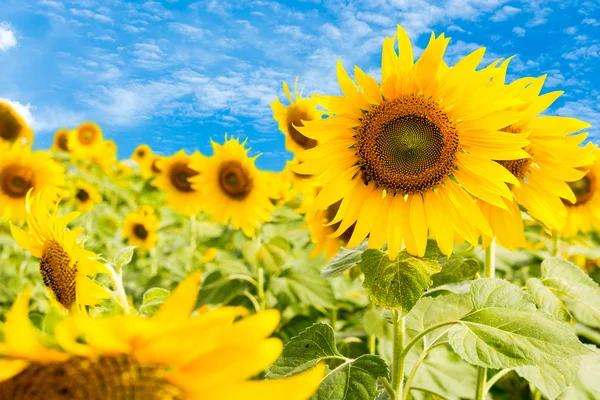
295 26 529 258
0 143 65 222
271 79 323 154
478 72 594 249
0 274 325 399
68 122 104 158
0 101 33 146
152 150 202 216
73 182 102 213
190 137 274 237
122 206 160 251
10 190 109 311
51 128 71 153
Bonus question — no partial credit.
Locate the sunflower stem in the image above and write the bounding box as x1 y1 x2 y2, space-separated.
257 267 266 312
476 240 496 400
189 215 197 250
552 231 560 257
368 300 376 354
391 309 405 399
106 263 131 315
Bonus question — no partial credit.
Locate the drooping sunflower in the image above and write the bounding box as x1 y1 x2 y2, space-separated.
0 101 33 146
68 122 104 158
122 205 160 251
190 137 274 237
295 26 529 258
10 190 109 311
0 142 65 222
271 79 324 154
51 128 71 153
73 182 102 213
0 274 325 399
478 70 595 249
561 152 600 237
307 200 356 260
152 150 202 216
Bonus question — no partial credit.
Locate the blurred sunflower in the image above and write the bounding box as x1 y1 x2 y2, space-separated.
152 150 202 216
295 25 529 258
51 128 71 153
478 71 594 249
263 170 296 205
73 182 102 213
561 152 600 237
122 205 160 251
68 122 104 158
271 79 323 154
0 143 65 222
131 144 153 176
0 101 33 146
190 137 274 237
0 274 325 400
307 200 356 260
10 190 109 311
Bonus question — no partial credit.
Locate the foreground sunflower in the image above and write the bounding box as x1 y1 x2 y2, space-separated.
271 79 323 154
152 150 202 216
73 182 102 213
190 137 274 237
295 26 529 257
10 190 109 311
51 128 71 153
122 205 160 250
0 274 325 399
68 122 104 158
0 101 33 146
0 143 65 222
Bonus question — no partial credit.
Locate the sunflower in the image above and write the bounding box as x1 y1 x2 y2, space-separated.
294 26 529 258
0 274 325 400
190 137 274 237
271 79 323 154
68 122 104 158
132 144 152 164
122 206 160 251
51 128 71 153
307 200 356 260
0 101 33 146
0 143 65 222
73 182 102 213
561 152 600 237
9 189 109 311
152 150 202 216
132 145 162 179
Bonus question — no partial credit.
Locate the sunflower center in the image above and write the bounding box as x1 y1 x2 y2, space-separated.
134 224 149 240
78 127 97 145
0 164 34 198
357 94 459 194
40 239 77 310
0 105 22 142
563 171 596 206
169 162 198 192
326 200 355 244
76 189 90 202
0 354 184 400
151 159 162 174
218 161 253 200
137 149 146 158
287 107 317 150
57 132 69 151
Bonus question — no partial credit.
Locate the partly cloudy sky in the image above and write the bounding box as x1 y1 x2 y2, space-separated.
0 0 598 169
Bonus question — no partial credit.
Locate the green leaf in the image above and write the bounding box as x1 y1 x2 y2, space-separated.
271 266 335 309
541 257 600 328
313 355 389 400
360 249 441 315
197 270 251 306
526 278 571 323
267 323 341 379
114 246 136 267
321 242 368 278
559 346 600 400
362 309 393 341
431 257 479 287
516 358 580 400
139 287 171 316
448 279 590 369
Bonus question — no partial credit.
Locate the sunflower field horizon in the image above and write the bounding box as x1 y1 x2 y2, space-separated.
1 2 600 400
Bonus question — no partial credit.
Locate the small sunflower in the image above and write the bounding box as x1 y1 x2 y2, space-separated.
152 150 202 216
190 137 274 237
68 122 104 158
51 128 71 153
122 206 160 251
0 101 33 146
0 274 325 400
73 182 102 213
271 79 323 154
295 25 529 258
132 144 151 164
561 152 600 237
0 142 65 222
10 190 109 311
307 200 356 260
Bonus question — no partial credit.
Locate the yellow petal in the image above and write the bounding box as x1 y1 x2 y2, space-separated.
154 272 201 324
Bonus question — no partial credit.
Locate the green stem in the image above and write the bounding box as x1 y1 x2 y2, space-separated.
402 344 441 400
398 321 459 360
190 215 197 250
410 387 451 400
380 377 396 398
475 365 487 400
368 300 376 354
391 310 405 399
532 387 542 400
241 291 261 313
552 231 560 257
257 267 266 312
485 369 512 393
476 241 496 400
105 263 131 315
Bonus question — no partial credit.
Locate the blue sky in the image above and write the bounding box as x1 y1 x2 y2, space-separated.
0 0 598 170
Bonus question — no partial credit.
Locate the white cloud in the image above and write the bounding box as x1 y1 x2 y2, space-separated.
39 0 64 9
565 26 577 35
0 22 17 51
490 5 521 22
512 26 526 36
169 22 206 39
0 99 34 126
0 98 85 133
562 45 599 60
555 99 600 138
70 8 113 24
582 18 600 26
124 25 146 33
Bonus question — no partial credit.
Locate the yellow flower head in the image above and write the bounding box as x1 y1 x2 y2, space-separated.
152 150 202 216
0 142 65 222
271 79 323 154
132 144 152 164
0 274 325 399
68 122 104 158
73 182 102 213
0 101 33 146
122 205 160 251
51 128 71 153
190 137 274 237
307 200 355 261
10 190 109 311
295 25 530 259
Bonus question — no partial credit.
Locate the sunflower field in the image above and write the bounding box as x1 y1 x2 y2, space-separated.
1 25 600 400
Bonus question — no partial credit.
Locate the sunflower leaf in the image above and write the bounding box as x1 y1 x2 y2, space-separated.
448 279 590 369
321 241 368 278
516 357 580 400
271 265 335 308
359 249 441 315
558 345 600 400
526 278 572 323
139 287 171 317
431 256 479 287
114 246 136 267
